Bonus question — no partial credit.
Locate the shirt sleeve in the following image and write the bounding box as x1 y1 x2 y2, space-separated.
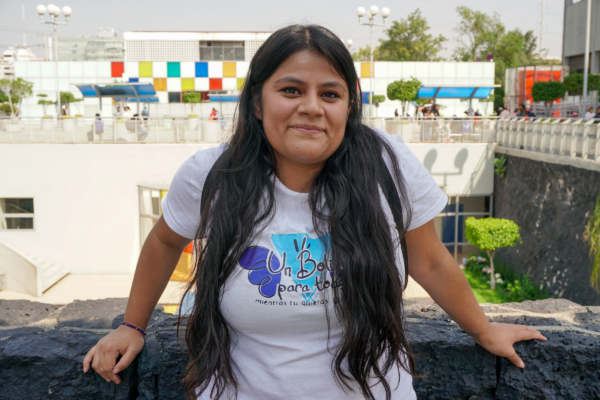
161 144 228 239
377 129 448 231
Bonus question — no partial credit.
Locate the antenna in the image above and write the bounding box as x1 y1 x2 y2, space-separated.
22 0 27 47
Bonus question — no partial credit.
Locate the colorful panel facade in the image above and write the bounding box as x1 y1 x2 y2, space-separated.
14 60 497 118
167 62 180 77
139 62 153 77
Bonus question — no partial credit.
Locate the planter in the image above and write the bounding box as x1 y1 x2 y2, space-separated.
201 120 220 142
6 123 22 133
62 118 74 132
187 117 199 131
75 116 85 127
41 118 53 130
393 122 414 142
116 120 128 135
371 118 384 130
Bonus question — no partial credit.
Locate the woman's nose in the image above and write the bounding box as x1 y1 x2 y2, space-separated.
298 91 323 116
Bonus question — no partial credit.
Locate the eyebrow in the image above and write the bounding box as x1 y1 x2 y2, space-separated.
274 76 347 92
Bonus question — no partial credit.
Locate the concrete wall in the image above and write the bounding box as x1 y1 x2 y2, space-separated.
0 141 493 276
494 148 600 305
408 143 496 197
0 143 217 275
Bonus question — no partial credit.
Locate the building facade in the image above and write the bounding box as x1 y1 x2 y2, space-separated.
14 60 496 118
563 0 600 73
123 32 272 62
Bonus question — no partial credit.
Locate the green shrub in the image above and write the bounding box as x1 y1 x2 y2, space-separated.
584 195 600 291
465 217 522 289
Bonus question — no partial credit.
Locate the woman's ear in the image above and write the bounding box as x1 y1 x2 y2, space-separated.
252 87 262 121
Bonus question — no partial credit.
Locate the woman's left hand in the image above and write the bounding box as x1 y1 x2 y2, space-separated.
472 322 547 368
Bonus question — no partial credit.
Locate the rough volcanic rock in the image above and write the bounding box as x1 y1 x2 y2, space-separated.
56 298 164 330
0 298 599 399
495 329 600 400
493 153 600 305
0 299 61 327
0 327 137 400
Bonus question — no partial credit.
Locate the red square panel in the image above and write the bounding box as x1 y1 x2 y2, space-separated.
111 62 124 77
209 78 222 90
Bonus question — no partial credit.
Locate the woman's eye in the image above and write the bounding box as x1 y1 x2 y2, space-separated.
322 91 340 99
281 87 300 95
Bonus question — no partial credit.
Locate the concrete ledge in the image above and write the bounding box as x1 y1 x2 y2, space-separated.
495 146 600 173
0 298 599 399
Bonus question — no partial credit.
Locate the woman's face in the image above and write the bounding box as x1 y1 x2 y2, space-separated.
257 50 350 168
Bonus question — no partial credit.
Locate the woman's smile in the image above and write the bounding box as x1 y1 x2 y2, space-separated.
290 125 326 134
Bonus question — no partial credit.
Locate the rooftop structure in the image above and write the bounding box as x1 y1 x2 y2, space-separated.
563 0 600 73
123 31 273 62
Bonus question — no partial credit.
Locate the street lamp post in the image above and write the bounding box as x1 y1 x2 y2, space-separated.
36 4 71 125
356 5 390 120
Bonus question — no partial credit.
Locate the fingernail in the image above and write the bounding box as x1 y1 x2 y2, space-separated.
113 368 120 374
519 361 525 368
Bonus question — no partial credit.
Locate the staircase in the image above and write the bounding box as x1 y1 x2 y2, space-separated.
0 241 69 296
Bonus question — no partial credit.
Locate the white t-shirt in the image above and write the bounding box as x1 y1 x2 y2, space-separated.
586 111 594 120
162 129 448 400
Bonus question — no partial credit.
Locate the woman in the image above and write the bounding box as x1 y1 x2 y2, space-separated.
83 25 545 400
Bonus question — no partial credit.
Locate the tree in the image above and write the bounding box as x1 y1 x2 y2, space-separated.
387 78 422 116
0 78 33 117
60 92 83 116
531 81 566 116
37 94 54 116
465 217 522 289
371 95 385 117
377 9 447 61
182 92 202 115
564 71 600 115
452 6 556 86
351 45 381 62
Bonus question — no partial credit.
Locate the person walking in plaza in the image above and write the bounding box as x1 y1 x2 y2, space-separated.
83 25 546 400
141 106 149 121
498 107 510 118
209 107 219 121
86 113 104 143
585 106 595 120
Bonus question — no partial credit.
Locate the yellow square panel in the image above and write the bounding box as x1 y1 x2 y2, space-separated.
153 78 167 91
181 78 195 91
237 78 246 90
139 62 152 77
361 62 371 79
223 62 236 78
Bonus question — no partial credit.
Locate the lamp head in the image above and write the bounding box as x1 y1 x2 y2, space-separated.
47 4 59 16
369 5 379 16
36 4 47 15
356 6 366 17
346 39 353 48
381 7 390 18
62 6 72 16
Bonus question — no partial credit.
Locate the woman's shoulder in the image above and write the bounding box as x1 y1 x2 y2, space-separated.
184 143 229 177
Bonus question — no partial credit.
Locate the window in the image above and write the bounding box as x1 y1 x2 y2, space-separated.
139 187 167 247
199 40 245 61
0 198 34 230
168 92 181 103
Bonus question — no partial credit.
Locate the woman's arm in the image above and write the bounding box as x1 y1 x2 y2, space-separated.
405 220 547 368
82 215 191 383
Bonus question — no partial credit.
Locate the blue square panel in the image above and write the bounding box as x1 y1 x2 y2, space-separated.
195 62 208 77
128 77 139 82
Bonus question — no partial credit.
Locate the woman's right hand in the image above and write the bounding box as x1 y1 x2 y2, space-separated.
82 325 145 384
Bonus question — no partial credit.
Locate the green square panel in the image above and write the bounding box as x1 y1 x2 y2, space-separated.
167 62 180 77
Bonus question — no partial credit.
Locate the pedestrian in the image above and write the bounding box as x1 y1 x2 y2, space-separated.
141 106 149 121
394 109 399 118
585 106 595 120
431 104 440 117
83 24 546 399
209 107 219 121
517 103 527 117
86 113 104 143
499 107 510 118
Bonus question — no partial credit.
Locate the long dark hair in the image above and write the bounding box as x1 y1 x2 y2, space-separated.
181 24 416 400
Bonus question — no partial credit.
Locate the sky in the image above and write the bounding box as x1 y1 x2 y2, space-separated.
0 0 566 59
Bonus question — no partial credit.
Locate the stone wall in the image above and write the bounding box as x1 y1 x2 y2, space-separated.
1 298 599 399
493 151 600 305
